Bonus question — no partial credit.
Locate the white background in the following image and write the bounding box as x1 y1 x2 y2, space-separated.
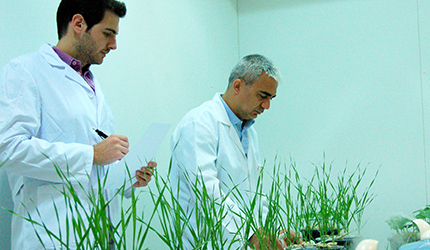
1 0 429 249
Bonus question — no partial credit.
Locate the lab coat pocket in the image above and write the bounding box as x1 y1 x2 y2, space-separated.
35 184 77 249
13 183 24 197
10 183 25 208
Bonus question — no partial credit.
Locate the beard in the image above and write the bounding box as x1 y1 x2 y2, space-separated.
75 31 102 66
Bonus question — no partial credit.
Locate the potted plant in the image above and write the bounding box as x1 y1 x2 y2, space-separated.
386 205 430 250
279 158 378 250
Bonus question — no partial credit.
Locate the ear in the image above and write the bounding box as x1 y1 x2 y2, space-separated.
232 78 244 94
71 14 87 35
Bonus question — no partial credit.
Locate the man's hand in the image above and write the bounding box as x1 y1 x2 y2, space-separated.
93 135 129 165
249 228 303 250
133 161 157 187
248 229 284 250
279 229 303 247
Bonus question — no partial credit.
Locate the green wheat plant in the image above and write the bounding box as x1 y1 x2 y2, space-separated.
147 163 246 250
282 158 378 249
1 154 378 250
3 156 155 250
147 155 379 250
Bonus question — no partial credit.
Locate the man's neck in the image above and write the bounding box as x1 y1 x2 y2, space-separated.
222 91 242 121
56 39 74 57
56 39 88 70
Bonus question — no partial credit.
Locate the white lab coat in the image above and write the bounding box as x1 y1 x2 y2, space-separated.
0 44 119 250
170 93 269 249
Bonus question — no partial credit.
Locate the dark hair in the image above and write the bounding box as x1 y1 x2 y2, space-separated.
56 0 126 39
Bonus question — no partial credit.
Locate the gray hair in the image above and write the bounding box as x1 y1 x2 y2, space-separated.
228 54 280 88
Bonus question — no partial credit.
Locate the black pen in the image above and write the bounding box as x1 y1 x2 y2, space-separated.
93 127 108 139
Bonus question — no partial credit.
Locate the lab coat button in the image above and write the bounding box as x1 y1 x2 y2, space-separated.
88 92 94 98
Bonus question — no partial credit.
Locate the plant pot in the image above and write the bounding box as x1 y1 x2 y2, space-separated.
335 236 357 250
389 233 420 250
301 229 340 242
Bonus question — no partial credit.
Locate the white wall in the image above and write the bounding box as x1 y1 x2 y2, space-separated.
238 0 430 247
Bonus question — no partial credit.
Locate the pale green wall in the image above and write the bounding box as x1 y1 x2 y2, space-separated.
1 0 429 249
238 0 430 247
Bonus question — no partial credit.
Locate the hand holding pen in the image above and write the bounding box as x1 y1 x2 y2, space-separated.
92 128 129 165
93 128 108 139
92 128 157 188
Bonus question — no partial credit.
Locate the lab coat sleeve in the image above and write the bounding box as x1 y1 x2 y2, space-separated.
172 118 248 242
0 60 94 183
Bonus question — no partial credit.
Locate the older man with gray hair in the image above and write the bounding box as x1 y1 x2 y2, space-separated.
170 54 297 249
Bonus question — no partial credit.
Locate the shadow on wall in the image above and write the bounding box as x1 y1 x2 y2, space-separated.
0 171 12 249
238 0 345 13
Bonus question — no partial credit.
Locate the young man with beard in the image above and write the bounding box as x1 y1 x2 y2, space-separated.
0 0 155 249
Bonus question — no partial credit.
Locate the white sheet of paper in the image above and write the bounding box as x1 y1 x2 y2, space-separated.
105 122 171 189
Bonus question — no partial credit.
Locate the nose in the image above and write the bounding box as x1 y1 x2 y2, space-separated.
261 99 271 110
109 37 117 50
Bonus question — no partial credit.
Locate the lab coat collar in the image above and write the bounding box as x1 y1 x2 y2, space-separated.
38 43 94 92
212 93 233 126
38 43 66 68
38 43 107 128
212 93 247 157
